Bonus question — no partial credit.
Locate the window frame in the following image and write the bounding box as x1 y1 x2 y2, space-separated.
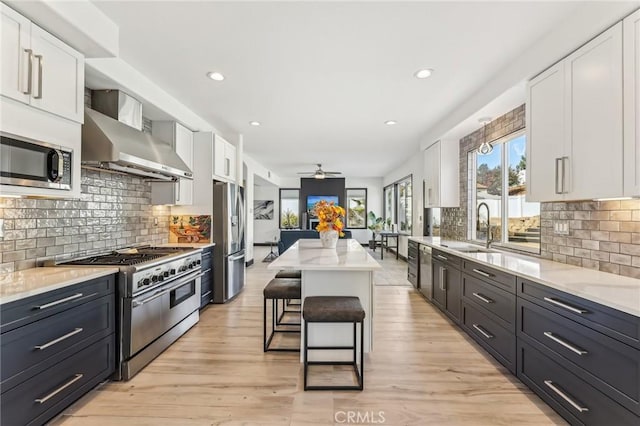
278 188 300 229
469 130 540 254
383 175 413 235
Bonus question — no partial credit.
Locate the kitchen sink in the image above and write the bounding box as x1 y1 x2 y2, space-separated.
440 244 498 254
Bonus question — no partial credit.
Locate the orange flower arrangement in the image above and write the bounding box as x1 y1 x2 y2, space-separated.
314 200 346 236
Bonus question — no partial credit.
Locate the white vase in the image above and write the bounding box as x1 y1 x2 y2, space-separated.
319 229 339 249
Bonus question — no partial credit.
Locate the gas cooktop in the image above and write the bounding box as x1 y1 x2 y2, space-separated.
62 246 194 266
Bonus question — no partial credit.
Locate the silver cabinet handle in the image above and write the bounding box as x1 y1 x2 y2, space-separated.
34 328 83 350
436 254 448 261
562 156 569 194
472 268 493 278
22 48 33 94
225 158 230 176
555 157 562 194
441 268 447 291
543 332 587 356
472 292 494 304
133 271 203 307
543 380 589 413
35 374 84 404
33 54 43 99
35 293 83 310
543 297 587 314
472 324 494 339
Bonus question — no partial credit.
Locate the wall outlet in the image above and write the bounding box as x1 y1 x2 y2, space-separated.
554 221 569 235
153 217 158 226
0 219 3 238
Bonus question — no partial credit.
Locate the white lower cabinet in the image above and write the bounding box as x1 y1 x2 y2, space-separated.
527 22 623 201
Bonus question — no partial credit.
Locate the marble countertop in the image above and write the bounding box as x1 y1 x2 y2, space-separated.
157 242 215 249
0 267 119 305
268 239 382 271
409 236 640 317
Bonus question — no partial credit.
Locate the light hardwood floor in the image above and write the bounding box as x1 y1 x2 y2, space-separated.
53 246 565 425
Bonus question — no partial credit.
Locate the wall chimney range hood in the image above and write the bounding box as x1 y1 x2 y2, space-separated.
82 90 193 181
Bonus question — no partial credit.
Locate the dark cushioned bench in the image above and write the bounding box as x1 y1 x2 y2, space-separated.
278 230 352 254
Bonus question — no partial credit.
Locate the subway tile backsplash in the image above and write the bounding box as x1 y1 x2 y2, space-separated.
0 169 170 273
442 103 640 280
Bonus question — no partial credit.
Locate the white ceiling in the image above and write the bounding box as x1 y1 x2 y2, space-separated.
91 1 586 178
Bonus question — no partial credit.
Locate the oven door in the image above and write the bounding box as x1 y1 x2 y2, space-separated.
0 133 72 190
126 270 202 357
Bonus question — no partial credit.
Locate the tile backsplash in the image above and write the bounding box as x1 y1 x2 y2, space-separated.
441 103 640 279
0 168 170 273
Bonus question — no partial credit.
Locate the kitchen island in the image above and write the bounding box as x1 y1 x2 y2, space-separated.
268 239 381 360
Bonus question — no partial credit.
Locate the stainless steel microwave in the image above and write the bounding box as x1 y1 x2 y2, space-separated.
0 132 73 191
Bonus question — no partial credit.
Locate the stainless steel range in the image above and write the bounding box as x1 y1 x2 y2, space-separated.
60 246 203 380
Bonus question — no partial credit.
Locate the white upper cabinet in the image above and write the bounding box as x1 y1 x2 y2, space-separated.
0 4 84 123
213 134 236 183
624 9 640 197
526 23 623 201
151 121 194 205
423 139 459 208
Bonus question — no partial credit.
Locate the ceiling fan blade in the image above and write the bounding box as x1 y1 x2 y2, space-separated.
323 171 342 174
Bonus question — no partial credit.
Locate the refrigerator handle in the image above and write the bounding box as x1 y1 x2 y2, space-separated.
238 188 245 249
228 253 245 262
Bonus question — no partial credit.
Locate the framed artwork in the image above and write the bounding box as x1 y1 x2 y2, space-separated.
254 200 274 220
345 188 367 229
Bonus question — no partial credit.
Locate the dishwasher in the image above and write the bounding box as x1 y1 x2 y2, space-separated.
418 244 433 300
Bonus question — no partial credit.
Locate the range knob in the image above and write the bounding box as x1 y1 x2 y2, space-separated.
188 263 194 269
158 274 165 282
196 259 201 265
170 268 176 275
179 266 186 272
142 278 150 286
151 275 158 282
163 271 170 278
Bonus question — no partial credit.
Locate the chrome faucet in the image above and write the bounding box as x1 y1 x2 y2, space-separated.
477 202 493 249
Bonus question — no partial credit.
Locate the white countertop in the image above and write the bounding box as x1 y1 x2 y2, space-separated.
409 236 640 317
0 267 119 305
268 239 382 271
157 242 215 249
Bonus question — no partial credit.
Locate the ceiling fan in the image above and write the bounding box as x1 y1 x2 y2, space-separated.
297 163 342 179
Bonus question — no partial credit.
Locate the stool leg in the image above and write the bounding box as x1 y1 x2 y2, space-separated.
359 321 364 390
304 321 309 390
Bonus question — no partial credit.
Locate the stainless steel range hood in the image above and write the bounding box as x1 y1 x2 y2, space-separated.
82 90 192 181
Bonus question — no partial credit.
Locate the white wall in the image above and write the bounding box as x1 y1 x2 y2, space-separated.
253 185 280 244
383 152 425 258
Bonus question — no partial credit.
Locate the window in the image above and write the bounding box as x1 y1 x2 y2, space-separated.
383 184 395 226
469 131 540 252
279 189 300 229
345 188 367 229
383 176 413 234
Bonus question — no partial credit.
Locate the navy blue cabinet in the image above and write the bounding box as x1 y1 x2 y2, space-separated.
200 246 214 308
1 274 116 425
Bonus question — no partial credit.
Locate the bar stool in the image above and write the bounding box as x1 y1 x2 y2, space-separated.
275 270 302 309
263 278 301 352
302 296 365 391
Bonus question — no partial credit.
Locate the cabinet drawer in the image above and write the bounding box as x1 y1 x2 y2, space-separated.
462 260 516 293
1 293 114 389
432 249 461 269
517 339 638 426
518 278 640 349
1 274 115 334
201 248 213 270
1 334 115 426
462 273 516 329
462 301 516 373
518 298 640 414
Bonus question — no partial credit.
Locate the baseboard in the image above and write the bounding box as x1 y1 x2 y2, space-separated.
246 259 254 267
253 243 275 247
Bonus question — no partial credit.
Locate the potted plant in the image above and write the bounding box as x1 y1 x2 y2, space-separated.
367 211 384 249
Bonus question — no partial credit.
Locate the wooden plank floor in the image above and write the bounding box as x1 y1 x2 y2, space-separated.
53 246 565 425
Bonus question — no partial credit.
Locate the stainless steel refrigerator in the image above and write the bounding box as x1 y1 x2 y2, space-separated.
212 182 246 303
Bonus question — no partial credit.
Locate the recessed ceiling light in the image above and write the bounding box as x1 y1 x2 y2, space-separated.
414 69 433 79
249 121 261 126
385 120 397 126
206 71 225 81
